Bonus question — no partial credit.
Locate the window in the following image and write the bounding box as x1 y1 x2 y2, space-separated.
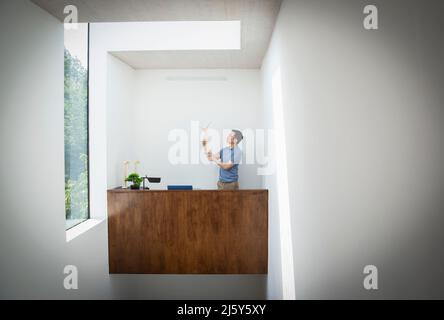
64 23 90 230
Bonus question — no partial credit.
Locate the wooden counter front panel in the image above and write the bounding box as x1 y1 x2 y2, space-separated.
107 190 268 274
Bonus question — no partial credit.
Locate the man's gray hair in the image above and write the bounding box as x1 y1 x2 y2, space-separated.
232 129 243 143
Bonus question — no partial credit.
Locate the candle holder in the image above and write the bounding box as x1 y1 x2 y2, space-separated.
123 161 130 188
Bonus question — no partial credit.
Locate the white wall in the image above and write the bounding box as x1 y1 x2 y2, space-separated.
106 55 136 189
0 0 113 299
262 43 284 300
0 0 65 299
117 69 263 190
262 0 444 299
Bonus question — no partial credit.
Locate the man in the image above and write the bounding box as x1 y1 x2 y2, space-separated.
203 129 243 190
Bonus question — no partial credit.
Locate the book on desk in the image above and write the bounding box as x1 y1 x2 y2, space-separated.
167 185 193 190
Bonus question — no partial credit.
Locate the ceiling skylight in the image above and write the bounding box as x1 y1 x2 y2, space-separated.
94 21 241 51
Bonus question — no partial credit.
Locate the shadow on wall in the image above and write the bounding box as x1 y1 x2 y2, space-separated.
109 275 267 300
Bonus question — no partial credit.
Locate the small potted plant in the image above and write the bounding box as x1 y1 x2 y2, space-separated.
126 173 143 190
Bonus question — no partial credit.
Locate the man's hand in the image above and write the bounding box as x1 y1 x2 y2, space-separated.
207 152 221 162
208 153 232 170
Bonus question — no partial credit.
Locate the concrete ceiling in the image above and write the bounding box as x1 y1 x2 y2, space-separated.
31 0 282 69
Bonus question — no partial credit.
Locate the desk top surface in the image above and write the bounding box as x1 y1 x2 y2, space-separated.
108 188 268 193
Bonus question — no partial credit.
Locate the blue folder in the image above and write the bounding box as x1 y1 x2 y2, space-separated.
167 185 193 190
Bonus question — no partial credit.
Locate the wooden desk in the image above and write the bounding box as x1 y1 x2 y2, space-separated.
107 189 268 274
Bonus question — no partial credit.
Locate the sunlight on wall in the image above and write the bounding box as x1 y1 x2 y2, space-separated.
272 67 296 300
